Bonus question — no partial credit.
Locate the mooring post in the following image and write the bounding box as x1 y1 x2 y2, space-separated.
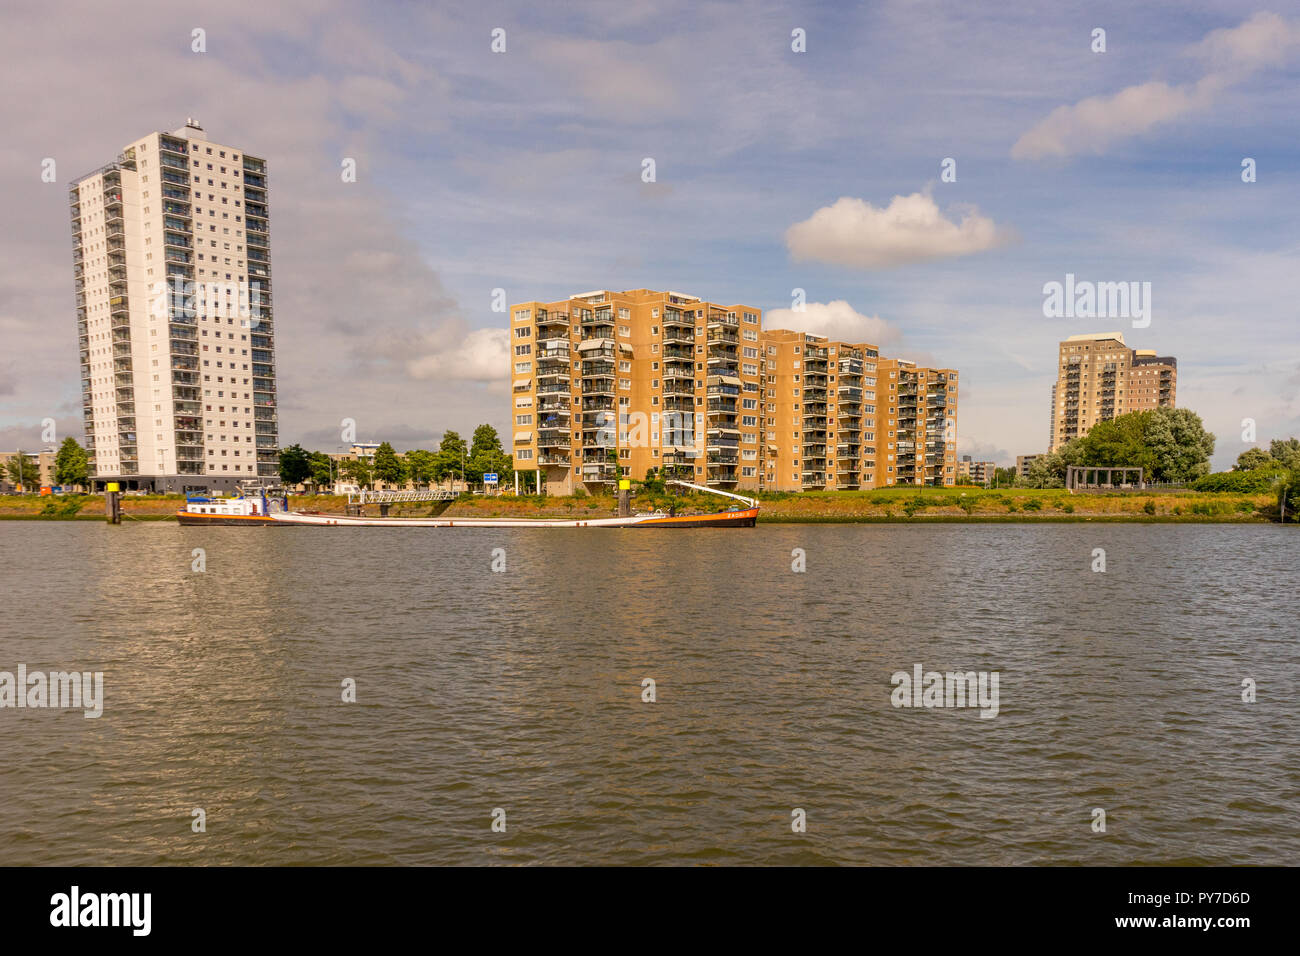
617 477 631 517
105 482 121 524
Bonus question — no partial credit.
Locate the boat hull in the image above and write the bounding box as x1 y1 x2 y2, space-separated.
628 507 758 528
258 507 759 528
175 511 282 526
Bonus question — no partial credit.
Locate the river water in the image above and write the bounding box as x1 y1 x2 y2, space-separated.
0 522 1296 865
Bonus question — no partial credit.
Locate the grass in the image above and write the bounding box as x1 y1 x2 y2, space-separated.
0 485 1282 523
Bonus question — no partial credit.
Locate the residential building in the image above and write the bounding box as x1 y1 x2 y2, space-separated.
956 456 996 485
876 358 960 487
70 120 277 492
0 449 58 492
510 290 763 494
759 330 883 491
509 289 959 492
1016 454 1042 478
1049 332 1176 451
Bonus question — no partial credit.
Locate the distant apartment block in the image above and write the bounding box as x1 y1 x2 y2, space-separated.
1049 332 1176 451
956 456 996 485
510 289 958 493
1016 454 1041 478
70 120 277 492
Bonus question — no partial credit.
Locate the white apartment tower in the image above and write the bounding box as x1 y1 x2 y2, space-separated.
70 120 277 492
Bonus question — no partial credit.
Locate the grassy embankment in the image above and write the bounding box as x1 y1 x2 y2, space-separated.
0 486 1281 522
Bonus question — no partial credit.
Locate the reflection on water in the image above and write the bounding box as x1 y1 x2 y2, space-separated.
1 522 1296 865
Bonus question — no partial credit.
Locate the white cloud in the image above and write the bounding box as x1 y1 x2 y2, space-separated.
785 193 1013 269
763 300 901 347
1011 80 1212 160
1013 12 1300 160
1194 11 1300 73
406 327 510 382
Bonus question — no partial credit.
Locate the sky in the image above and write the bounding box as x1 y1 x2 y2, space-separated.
2 0 1298 469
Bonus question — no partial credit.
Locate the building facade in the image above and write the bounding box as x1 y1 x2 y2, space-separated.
71 120 277 492
509 290 764 494
510 289 959 493
956 456 996 485
1049 332 1176 451
1016 454 1041 479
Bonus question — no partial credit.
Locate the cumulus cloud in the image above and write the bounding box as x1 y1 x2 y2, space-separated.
406 327 510 382
785 193 1013 269
763 300 901 347
1013 12 1300 160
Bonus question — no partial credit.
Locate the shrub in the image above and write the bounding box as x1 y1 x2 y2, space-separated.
1192 467 1278 494
1061 501 1074 514
1021 498 1042 511
1143 499 1156 515
40 496 84 518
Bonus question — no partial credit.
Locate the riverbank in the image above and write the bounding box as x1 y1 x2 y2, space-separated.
0 486 1283 522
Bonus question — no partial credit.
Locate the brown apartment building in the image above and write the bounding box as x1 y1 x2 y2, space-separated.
511 288 961 493
757 331 959 490
1049 332 1177 451
510 289 764 494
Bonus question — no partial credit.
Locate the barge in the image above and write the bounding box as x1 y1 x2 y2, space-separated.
177 481 757 528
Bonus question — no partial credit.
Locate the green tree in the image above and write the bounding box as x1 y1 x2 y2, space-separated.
1277 469 1300 522
4 452 40 490
434 430 467 482
307 452 333 489
992 466 1017 487
54 437 90 488
1141 407 1214 482
339 457 373 489
469 424 504 459
405 449 437 487
1024 451 1066 488
1269 438 1300 471
465 424 512 487
1236 446 1274 470
372 441 407 486
278 443 313 486
1077 411 1150 471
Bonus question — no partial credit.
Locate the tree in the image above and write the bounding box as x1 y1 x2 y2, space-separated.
1024 452 1066 489
278 444 313 486
466 423 512 487
405 449 437 487
1141 407 1214 482
434 430 467 482
470 424 504 459
339 457 373 489
307 452 333 489
1277 469 1300 523
54 438 90 488
372 441 407 486
1236 447 1274 471
1268 438 1300 471
992 466 1017 487
4 452 40 490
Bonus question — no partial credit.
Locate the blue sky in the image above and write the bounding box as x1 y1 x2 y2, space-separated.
2 0 1297 468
